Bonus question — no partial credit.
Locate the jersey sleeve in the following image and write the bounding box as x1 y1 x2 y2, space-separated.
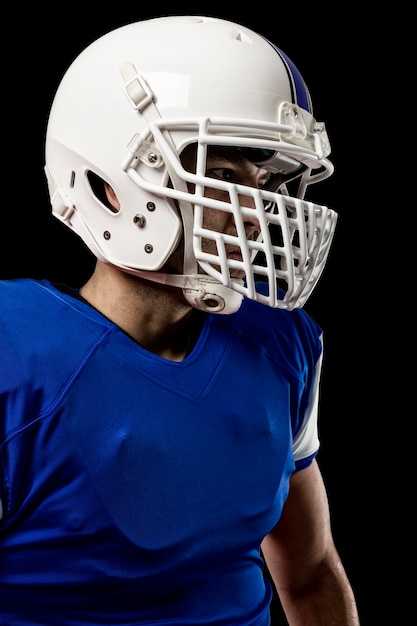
292 333 323 469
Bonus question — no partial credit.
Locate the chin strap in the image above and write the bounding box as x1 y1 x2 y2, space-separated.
131 270 244 314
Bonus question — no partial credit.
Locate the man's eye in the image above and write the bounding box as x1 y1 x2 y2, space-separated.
206 168 235 183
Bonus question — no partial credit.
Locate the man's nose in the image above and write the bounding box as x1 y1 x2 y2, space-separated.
237 192 261 233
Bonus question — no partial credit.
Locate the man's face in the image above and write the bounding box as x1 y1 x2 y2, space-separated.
180 144 274 279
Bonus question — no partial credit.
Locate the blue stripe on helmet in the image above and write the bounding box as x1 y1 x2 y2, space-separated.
264 39 312 113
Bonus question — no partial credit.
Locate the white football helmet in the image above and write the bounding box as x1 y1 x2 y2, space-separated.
44 15 337 314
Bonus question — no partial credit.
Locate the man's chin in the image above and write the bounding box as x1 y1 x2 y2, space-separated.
229 270 246 280
197 266 245 281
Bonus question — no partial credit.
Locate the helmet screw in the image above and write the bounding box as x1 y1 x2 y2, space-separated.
147 202 156 211
103 231 111 240
133 214 146 228
144 244 153 253
148 152 158 163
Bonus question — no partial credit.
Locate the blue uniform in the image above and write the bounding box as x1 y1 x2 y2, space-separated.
0 278 323 625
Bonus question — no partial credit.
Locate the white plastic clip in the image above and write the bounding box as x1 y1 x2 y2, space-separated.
120 61 154 111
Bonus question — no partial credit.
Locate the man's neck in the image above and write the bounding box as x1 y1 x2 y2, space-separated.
80 262 204 361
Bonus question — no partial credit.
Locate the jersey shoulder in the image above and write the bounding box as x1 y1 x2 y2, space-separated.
0 278 113 426
218 283 323 379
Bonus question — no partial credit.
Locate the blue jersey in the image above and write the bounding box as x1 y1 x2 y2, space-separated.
0 278 323 626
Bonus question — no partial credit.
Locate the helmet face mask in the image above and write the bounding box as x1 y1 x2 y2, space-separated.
44 15 337 314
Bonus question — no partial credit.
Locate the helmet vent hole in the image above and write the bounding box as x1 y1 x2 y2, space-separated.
87 171 119 214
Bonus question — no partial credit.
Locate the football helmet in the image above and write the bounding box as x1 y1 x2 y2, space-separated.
44 15 337 314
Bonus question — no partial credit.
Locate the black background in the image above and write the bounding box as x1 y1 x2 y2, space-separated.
3 6 397 625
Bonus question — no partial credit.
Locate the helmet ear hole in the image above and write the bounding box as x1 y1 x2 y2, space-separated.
87 171 119 214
